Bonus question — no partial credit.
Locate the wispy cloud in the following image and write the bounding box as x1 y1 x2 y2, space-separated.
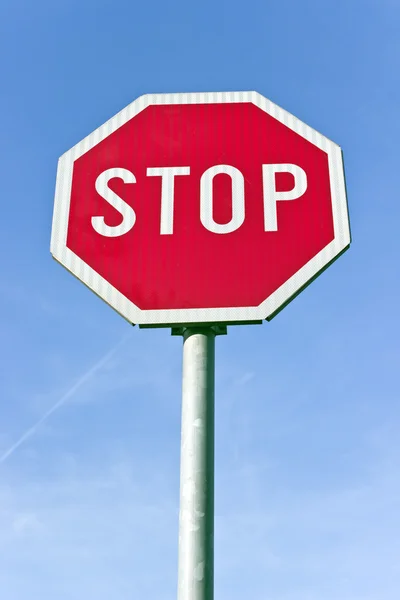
0 332 132 464
234 371 255 386
0 457 177 600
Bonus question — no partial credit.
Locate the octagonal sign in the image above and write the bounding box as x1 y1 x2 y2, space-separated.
51 91 350 325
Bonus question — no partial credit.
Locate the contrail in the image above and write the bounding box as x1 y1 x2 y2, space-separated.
0 331 132 464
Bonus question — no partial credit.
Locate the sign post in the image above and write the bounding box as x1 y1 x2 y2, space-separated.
174 325 227 600
177 327 216 600
51 91 351 600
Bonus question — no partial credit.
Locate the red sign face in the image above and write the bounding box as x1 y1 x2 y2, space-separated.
51 92 350 325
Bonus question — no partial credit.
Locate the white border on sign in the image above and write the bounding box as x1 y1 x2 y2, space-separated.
51 91 351 325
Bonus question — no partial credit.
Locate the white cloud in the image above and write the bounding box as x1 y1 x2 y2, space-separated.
12 513 42 535
1 404 400 600
234 371 255 386
0 458 178 600
0 332 133 464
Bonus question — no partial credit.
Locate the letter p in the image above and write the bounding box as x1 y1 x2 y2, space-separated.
263 164 307 231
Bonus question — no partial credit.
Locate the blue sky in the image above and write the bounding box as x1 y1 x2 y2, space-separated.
0 0 399 598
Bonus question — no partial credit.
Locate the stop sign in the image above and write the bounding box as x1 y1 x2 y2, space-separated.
51 91 350 325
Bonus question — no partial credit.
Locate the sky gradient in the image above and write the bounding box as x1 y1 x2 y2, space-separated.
0 1 399 598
